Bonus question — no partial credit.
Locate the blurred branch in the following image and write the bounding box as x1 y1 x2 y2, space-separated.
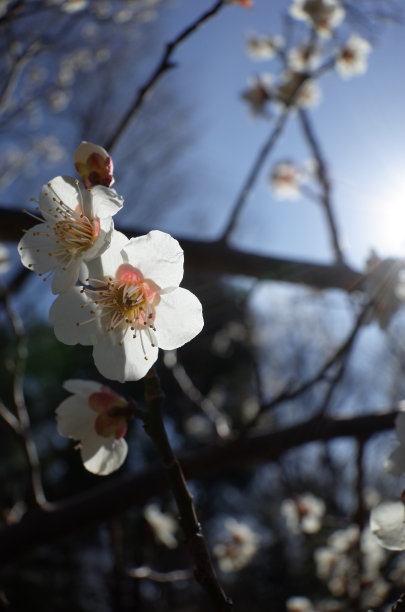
1 206 363 290
1 287 47 508
140 367 233 611
105 0 226 152
0 408 397 565
128 566 192 582
166 353 230 438
298 108 344 264
220 110 289 242
240 299 371 434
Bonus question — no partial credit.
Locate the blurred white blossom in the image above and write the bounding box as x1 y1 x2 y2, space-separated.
281 493 325 534
270 161 303 200
214 518 259 572
288 44 321 73
289 0 345 39
241 74 273 116
336 35 371 79
143 504 178 549
245 33 284 60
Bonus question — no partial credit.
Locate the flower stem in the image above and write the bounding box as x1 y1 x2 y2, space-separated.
142 366 233 611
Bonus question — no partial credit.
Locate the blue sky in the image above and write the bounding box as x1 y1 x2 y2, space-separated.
140 0 405 270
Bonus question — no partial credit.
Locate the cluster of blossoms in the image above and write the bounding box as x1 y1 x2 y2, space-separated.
143 504 178 549
241 0 372 117
18 141 204 475
213 518 259 572
370 404 405 551
314 524 389 609
281 492 326 534
270 161 304 201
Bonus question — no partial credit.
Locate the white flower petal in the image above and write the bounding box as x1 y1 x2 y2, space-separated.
122 230 184 288
18 225 58 274
81 434 128 475
370 501 405 550
63 379 102 396
92 332 158 382
155 287 204 350
56 396 95 439
82 230 129 280
89 185 123 218
40 176 81 221
51 258 81 294
49 288 101 345
81 217 114 263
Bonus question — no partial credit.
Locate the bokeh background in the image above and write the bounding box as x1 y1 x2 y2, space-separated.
2 0 405 610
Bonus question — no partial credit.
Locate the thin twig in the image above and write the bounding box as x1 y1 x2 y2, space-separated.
0 408 399 565
141 367 233 611
240 299 372 434
128 566 192 583
105 0 226 152
167 353 230 438
298 108 344 263
220 110 290 242
2 288 47 508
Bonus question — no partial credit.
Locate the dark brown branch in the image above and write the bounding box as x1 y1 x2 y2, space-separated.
0 409 397 565
105 0 225 152
141 368 232 611
2 207 363 291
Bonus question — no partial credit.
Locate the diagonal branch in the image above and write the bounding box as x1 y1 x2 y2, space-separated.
105 0 226 152
298 108 344 264
0 408 397 565
140 367 232 611
2 207 363 291
220 110 290 242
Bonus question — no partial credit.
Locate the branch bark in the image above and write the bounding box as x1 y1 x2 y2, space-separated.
2 207 363 291
0 409 396 565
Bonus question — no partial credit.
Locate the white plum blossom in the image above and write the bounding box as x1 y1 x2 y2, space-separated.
281 493 326 534
213 518 259 572
18 175 123 294
270 161 303 200
370 500 405 551
49 230 204 383
289 0 345 39
287 44 321 73
314 524 389 605
56 379 129 475
0 243 10 274
335 35 371 79
286 596 316 612
143 504 178 549
277 71 322 108
385 407 405 476
241 73 273 116
245 33 284 60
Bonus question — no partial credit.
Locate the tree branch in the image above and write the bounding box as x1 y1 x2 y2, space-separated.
105 0 226 152
0 409 397 565
2 207 363 291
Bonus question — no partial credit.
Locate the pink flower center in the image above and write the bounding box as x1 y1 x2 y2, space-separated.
79 264 161 357
88 386 128 439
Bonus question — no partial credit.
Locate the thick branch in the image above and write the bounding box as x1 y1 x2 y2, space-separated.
2 207 363 291
0 410 396 565
141 368 232 611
